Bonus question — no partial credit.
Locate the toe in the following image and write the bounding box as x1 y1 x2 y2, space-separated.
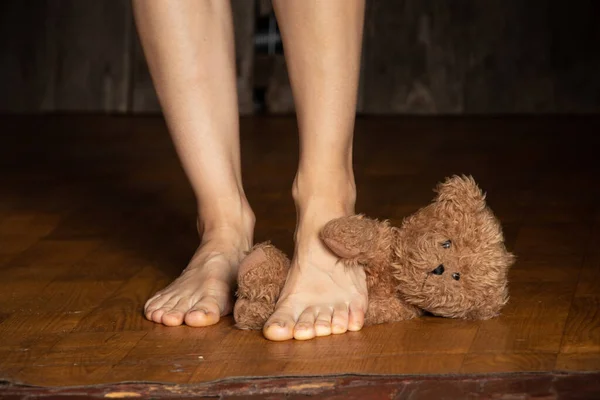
150 307 170 324
162 298 192 326
263 308 296 341
185 297 222 327
348 300 365 332
315 308 333 337
144 294 165 320
294 307 317 340
149 297 178 323
331 303 349 335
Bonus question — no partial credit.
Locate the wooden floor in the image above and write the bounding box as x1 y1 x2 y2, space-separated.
0 115 599 392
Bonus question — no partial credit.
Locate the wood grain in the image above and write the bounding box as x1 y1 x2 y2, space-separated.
576 252 600 297
560 297 600 354
0 115 599 388
461 353 557 374
556 353 600 371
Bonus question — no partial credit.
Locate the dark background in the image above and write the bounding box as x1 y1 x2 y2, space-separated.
1 0 599 115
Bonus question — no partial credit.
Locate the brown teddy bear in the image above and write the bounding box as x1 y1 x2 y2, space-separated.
234 175 515 330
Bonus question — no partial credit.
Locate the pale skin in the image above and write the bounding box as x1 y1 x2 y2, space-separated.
133 0 367 341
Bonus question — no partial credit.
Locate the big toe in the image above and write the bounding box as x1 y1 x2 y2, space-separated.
263 311 296 341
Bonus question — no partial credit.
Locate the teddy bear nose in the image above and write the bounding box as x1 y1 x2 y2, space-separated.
431 264 445 275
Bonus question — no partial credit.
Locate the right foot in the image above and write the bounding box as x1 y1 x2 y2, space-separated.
144 211 254 327
263 177 368 341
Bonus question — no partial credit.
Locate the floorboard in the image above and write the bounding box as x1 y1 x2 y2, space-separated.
0 115 599 397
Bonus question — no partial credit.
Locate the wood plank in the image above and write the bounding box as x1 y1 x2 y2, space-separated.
560 297 600 354
360 318 479 355
576 252 600 297
4 239 103 268
103 363 195 385
513 223 591 256
2 115 600 389
500 281 575 319
469 281 576 353
509 254 584 283
588 223 600 255
0 313 84 336
556 353 600 372
0 236 41 268
0 281 52 311
525 176 600 224
9 280 122 315
60 244 151 282
31 332 146 367
0 334 64 369
461 353 557 374
8 374 600 399
16 364 114 387
72 267 171 332
189 354 466 383
470 318 568 354
0 212 60 236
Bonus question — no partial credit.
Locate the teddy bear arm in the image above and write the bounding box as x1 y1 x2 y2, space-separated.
321 215 394 265
365 295 422 325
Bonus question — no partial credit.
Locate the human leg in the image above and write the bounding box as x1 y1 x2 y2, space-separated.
133 0 254 327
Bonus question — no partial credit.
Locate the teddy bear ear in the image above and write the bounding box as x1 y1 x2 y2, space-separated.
434 175 486 213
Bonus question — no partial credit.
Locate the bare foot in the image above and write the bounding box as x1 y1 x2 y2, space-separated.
263 183 368 341
144 210 254 327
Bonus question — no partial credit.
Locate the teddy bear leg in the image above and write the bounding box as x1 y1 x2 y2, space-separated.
364 296 422 325
234 242 290 330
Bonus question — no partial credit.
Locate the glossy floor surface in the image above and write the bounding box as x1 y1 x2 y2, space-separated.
0 116 599 387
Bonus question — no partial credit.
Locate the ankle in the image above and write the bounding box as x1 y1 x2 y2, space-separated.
197 195 255 240
292 171 356 214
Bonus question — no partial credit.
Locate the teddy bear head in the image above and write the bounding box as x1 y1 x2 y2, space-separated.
392 175 515 320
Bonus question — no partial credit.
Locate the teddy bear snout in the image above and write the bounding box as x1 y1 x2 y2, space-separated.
431 264 445 275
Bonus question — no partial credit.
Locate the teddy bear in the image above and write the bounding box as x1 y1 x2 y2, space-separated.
234 175 516 330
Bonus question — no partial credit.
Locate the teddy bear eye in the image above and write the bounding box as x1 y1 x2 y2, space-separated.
452 272 460 281
441 240 451 249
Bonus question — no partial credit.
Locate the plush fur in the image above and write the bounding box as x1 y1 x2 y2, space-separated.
233 242 290 330
234 175 515 330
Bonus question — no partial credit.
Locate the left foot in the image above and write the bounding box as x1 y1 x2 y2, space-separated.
263 180 368 341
